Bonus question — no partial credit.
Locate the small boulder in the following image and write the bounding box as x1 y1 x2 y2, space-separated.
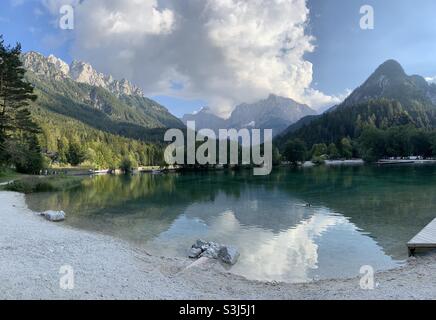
189 240 240 265
219 246 240 265
200 242 222 259
42 210 65 222
188 247 202 259
192 239 208 250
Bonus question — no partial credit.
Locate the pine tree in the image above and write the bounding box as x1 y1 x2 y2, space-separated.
0 35 42 171
67 141 86 166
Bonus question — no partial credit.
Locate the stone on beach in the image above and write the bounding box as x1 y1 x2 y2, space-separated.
192 239 209 250
218 246 240 265
42 210 66 222
200 242 222 259
188 247 202 259
189 240 240 265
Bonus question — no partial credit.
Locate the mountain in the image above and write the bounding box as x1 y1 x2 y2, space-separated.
228 94 317 135
25 52 145 97
277 59 436 148
182 94 317 138
182 107 227 133
342 59 436 108
69 60 145 97
18 51 187 168
22 52 184 142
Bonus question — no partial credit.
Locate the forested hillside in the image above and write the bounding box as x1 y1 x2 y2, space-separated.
276 60 436 162
289 98 436 146
33 107 165 169
19 51 185 169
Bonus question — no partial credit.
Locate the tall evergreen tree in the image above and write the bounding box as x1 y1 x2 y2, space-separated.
0 35 41 171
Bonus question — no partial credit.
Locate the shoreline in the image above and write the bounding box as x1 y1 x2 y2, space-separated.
1 190 435 300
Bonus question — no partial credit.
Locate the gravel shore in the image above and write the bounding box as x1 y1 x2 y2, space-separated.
1 191 435 300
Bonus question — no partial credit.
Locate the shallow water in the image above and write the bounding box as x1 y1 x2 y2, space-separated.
25 165 436 283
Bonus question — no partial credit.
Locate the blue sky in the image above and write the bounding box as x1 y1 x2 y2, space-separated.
1 0 436 117
307 0 436 96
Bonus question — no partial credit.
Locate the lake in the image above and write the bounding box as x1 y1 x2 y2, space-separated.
25 165 436 283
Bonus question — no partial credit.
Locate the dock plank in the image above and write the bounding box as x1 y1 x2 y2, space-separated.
407 218 436 255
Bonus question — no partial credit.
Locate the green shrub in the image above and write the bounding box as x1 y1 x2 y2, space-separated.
4 176 83 194
312 156 326 166
120 156 138 173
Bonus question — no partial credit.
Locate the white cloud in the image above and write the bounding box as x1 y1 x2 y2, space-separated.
42 0 342 116
425 76 436 84
303 88 352 110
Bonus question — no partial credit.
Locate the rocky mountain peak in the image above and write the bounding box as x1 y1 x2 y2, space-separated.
266 93 284 102
70 60 108 88
22 51 69 81
365 59 407 87
22 52 144 97
372 59 406 79
47 54 70 76
194 107 215 115
342 59 433 107
183 94 317 138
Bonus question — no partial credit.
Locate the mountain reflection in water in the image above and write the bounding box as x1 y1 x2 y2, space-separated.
26 166 436 282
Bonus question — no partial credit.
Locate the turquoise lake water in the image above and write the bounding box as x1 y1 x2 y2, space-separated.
25 165 436 283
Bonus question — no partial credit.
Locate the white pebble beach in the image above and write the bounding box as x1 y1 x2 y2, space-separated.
1 191 435 300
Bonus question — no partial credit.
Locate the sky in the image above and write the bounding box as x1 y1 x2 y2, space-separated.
1 0 436 118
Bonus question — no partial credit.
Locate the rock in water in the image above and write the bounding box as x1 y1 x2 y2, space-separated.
219 246 240 265
42 211 66 222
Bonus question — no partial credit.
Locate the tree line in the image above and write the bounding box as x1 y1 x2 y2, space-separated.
281 125 436 164
282 137 354 164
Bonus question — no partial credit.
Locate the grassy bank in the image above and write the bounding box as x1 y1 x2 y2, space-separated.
1 175 85 194
0 168 26 183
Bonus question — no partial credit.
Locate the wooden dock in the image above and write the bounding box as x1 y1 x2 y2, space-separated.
407 218 436 256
